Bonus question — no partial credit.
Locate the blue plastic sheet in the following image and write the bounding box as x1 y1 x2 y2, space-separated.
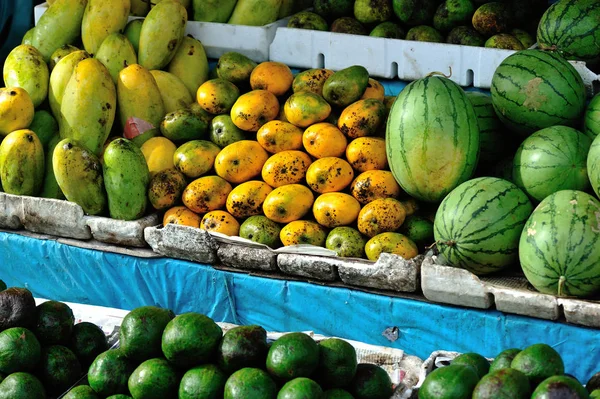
0 231 599 382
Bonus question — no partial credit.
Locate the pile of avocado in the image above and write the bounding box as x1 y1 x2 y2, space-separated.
59 305 394 399
0 285 109 399
286 0 545 49
419 344 600 398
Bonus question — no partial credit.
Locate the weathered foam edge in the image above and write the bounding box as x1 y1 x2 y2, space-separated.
558 298 600 329
85 214 160 248
338 253 422 292
0 193 24 230
487 285 559 321
143 224 217 264
20 196 91 240
276 253 341 281
216 242 278 271
55 237 161 259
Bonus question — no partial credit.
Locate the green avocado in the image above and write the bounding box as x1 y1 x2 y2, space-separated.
0 372 45 399
88 349 135 397
63 385 100 399
267 333 319 382
224 368 277 399
418 364 479 399
119 306 175 363
69 322 108 369
0 327 41 374
489 348 521 372
277 378 324 399
316 338 357 389
451 352 490 379
179 364 227 399
217 325 268 374
349 363 393 399
34 300 75 346
37 345 82 395
128 358 179 399
472 368 530 399
531 375 589 398
511 344 564 385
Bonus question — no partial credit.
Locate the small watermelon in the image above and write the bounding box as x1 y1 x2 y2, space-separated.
434 177 533 275
519 190 600 297
537 0 600 64
513 126 591 202
587 134 600 199
386 75 480 203
584 94 600 140
490 50 586 136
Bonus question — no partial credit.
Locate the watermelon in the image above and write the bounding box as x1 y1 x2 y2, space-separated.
584 93 600 140
519 190 600 297
588 133 600 199
434 177 533 275
537 0 600 64
386 76 480 203
490 50 586 136
513 126 591 202
466 91 515 165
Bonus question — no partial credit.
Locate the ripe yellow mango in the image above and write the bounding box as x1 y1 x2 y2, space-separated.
167 36 209 97
117 64 165 129
3 45 49 108
0 130 45 196
95 33 138 84
0 88 34 137
48 50 91 124
82 0 131 55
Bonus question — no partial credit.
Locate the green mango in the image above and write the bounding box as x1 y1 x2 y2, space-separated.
287 12 329 31
167 36 210 98
60 58 117 157
40 135 65 199
124 19 144 54
81 0 131 56
160 109 209 142
131 0 150 16
95 33 138 84
22 28 35 45
103 138 150 220
215 52 257 88
228 0 283 26
393 0 438 26
210 115 246 148
131 128 161 148
433 0 476 33
314 0 354 19
53 138 106 215
354 0 393 24
323 65 369 108
49 45 79 71
193 0 237 22
31 0 87 61
150 70 194 114
48 50 91 125
3 45 49 108
29 110 59 150
139 0 188 70
0 129 45 196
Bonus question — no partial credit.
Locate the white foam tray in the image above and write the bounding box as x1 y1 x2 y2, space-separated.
34 3 289 61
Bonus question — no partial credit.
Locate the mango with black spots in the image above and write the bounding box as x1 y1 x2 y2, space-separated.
313 193 361 228
263 184 314 224
163 206 202 228
226 181 273 218
302 123 347 159
346 137 388 172
118 64 165 129
168 36 210 97
365 232 418 261
3 44 49 108
0 129 44 196
338 99 386 138
280 220 327 247
350 170 401 204
292 68 334 96
284 92 332 128
287 11 329 31
361 78 385 101
354 0 392 24
231 90 280 132
257 121 304 153
216 52 257 88
201 210 240 236
433 0 476 33
148 168 187 210
173 140 220 178
53 138 106 215
306 157 354 194
183 175 232 213
0 87 34 137
215 140 269 183
197 79 240 115
95 33 138 85
262 150 312 188
358 198 406 237
323 66 369 108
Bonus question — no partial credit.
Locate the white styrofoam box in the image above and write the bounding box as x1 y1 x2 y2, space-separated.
34 3 288 62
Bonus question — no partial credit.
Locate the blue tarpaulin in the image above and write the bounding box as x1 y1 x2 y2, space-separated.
0 231 599 382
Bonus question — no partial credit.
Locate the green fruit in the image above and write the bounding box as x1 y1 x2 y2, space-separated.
239 216 282 247
330 17 367 35
592 390 600 399
446 26 484 46
584 93 600 141
0 328 41 374
406 25 444 42
323 389 355 399
130 128 161 148
511 29 535 48
266 333 319 381
68 322 108 369
0 281 5 291
168 36 210 98
398 216 434 250
0 288 36 331
128 358 179 399
49 50 91 124
0 129 45 196
489 348 520 372
323 65 370 108
485 34 525 50
95 33 138 84
531 375 589 398
451 353 490 378
88 349 134 397
179 364 227 399
418 364 479 399
210 115 246 148
510 343 564 385
314 0 354 19
287 12 329 31
224 368 277 399
217 325 268 374
173 140 221 179
34 301 74 346
21 28 35 46
472 368 530 399
393 0 438 26
0 372 45 399
161 312 223 368
107 396 133 399
217 52 258 88
29 110 59 149
326 227 366 258
49 44 80 70
349 363 393 399
472 2 510 36
277 378 323 399
586 127 600 198
161 109 209 143
354 0 392 24
433 0 476 33
63 385 100 399
193 0 237 22
3 45 49 107
370 22 405 39
37 345 82 394
124 19 143 54
119 306 175 363
316 338 357 389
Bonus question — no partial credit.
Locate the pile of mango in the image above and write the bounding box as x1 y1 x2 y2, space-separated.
287 0 546 49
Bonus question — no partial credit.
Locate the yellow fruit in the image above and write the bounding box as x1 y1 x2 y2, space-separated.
182 175 232 213
173 140 221 178
284 91 331 128
313 193 361 228
201 210 240 236
365 232 418 261
361 78 385 101
0 88 34 136
357 198 406 238
256 120 303 153
196 78 240 115
306 157 354 194
140 136 177 176
292 68 334 96
338 99 386 138
261 150 312 188
230 90 280 132
350 170 402 204
226 180 273 218
263 184 314 223
302 122 347 159
345 137 388 172
163 206 201 228
250 61 293 97
280 220 327 247
214 140 269 184
148 168 187 210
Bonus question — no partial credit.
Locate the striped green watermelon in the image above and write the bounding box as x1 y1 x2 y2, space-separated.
490 50 586 136
584 93 600 140
386 76 480 203
434 177 533 275
512 126 591 202
537 0 600 64
519 190 600 297
587 133 600 199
